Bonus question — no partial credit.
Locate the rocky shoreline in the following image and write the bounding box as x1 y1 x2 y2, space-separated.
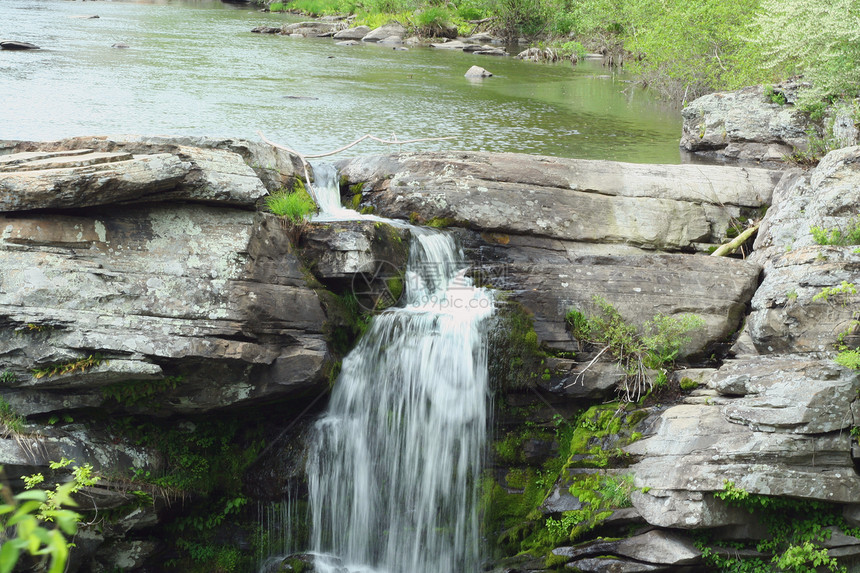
2 84 860 571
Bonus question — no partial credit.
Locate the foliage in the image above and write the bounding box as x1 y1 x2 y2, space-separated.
0 397 24 436
810 218 860 245
488 301 546 391
265 186 317 224
764 85 787 105
679 376 698 391
700 480 852 572
268 1 286 11
102 376 183 407
753 0 860 104
836 349 860 369
31 353 104 379
1 459 99 573
0 371 15 385
811 281 857 304
622 0 763 100
566 296 704 401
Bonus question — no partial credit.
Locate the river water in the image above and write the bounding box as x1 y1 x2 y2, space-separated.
1 0 683 163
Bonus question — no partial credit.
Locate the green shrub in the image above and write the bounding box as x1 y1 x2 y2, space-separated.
836 349 860 369
754 0 860 105
415 6 452 30
810 218 860 245
566 296 704 401
269 1 286 11
265 188 316 223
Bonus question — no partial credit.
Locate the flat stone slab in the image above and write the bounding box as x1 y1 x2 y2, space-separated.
0 151 133 171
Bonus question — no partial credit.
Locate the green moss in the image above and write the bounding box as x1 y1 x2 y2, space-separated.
679 376 698 391
488 301 547 392
427 217 458 228
351 193 362 210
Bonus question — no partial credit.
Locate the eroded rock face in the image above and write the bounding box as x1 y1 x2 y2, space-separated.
748 146 860 353
0 138 328 416
681 85 811 162
626 356 860 528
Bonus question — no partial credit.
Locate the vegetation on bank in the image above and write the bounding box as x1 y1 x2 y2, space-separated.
264 0 860 105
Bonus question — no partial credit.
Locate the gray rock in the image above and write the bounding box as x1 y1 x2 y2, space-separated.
681 84 811 162
251 26 282 34
430 40 470 50
301 220 410 280
564 558 666 572
338 151 779 247
282 21 342 37
627 398 860 517
377 35 403 45
465 65 492 78
0 139 328 413
336 40 360 46
748 147 860 353
362 23 407 42
555 529 700 566
340 152 767 353
540 484 583 514
111 43 129 49
474 48 508 56
333 25 371 40
716 356 859 433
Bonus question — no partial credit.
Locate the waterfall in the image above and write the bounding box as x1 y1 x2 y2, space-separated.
304 166 495 572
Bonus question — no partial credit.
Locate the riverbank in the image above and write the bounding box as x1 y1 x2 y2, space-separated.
259 0 859 109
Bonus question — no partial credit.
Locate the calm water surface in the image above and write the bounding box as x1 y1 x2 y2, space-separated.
1 0 684 162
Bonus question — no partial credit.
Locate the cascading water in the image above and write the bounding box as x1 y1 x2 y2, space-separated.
304 162 495 572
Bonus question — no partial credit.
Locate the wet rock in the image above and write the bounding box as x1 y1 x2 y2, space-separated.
473 47 507 56
362 23 407 42
336 40 360 46
251 26 282 34
563 557 668 572
111 42 129 49
333 25 371 40
554 529 701 565
301 220 411 281
0 41 40 50
465 65 492 78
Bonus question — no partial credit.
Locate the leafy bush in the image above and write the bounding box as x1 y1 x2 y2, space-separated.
754 0 860 104
836 349 860 369
810 218 860 245
622 0 763 99
566 296 704 401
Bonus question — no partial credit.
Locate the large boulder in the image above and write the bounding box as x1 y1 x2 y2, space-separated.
748 146 860 353
626 356 860 528
339 151 771 354
0 138 328 414
338 151 780 249
681 84 811 162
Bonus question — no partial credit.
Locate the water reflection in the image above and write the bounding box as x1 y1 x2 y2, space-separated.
0 0 684 163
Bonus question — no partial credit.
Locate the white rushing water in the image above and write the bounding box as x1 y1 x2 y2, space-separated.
303 164 495 572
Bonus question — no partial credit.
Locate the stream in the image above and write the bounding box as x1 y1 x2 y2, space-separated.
2 0 684 163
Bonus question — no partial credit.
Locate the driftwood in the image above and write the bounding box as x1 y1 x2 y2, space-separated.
711 224 759 257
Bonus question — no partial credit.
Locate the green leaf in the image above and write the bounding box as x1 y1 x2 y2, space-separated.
13 489 48 502
0 541 21 573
